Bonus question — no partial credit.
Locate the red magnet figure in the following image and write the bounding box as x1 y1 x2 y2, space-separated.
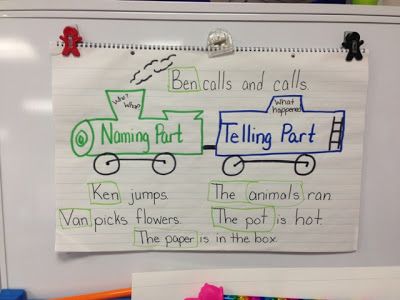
59 26 82 57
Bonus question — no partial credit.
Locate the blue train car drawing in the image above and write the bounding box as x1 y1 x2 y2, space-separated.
214 95 345 176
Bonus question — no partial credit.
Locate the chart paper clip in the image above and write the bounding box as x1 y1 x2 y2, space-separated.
207 29 234 58
342 31 364 62
59 26 82 57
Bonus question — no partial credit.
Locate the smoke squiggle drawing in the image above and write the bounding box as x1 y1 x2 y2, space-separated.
130 54 177 85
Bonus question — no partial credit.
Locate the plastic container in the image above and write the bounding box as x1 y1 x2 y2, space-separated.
352 0 378 4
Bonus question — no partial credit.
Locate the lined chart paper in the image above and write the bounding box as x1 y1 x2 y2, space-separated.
53 45 368 252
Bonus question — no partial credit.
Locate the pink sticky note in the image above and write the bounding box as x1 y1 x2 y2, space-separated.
185 283 224 300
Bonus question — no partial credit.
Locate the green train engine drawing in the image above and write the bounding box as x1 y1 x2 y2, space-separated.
70 89 203 175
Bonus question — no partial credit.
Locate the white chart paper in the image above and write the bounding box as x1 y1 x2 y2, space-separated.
53 46 368 252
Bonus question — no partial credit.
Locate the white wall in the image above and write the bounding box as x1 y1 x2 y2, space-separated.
0 1 399 298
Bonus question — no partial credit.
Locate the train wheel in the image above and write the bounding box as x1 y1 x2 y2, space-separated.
294 154 316 176
93 152 121 175
152 153 176 175
222 155 245 176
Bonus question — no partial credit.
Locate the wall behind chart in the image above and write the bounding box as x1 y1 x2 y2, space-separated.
0 1 400 298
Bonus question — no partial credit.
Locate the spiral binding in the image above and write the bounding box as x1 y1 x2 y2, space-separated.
55 41 366 53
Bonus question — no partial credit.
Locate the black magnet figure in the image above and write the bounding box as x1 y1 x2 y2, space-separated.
342 32 364 61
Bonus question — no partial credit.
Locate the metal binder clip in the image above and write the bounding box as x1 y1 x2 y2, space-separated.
207 29 234 58
342 31 364 62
